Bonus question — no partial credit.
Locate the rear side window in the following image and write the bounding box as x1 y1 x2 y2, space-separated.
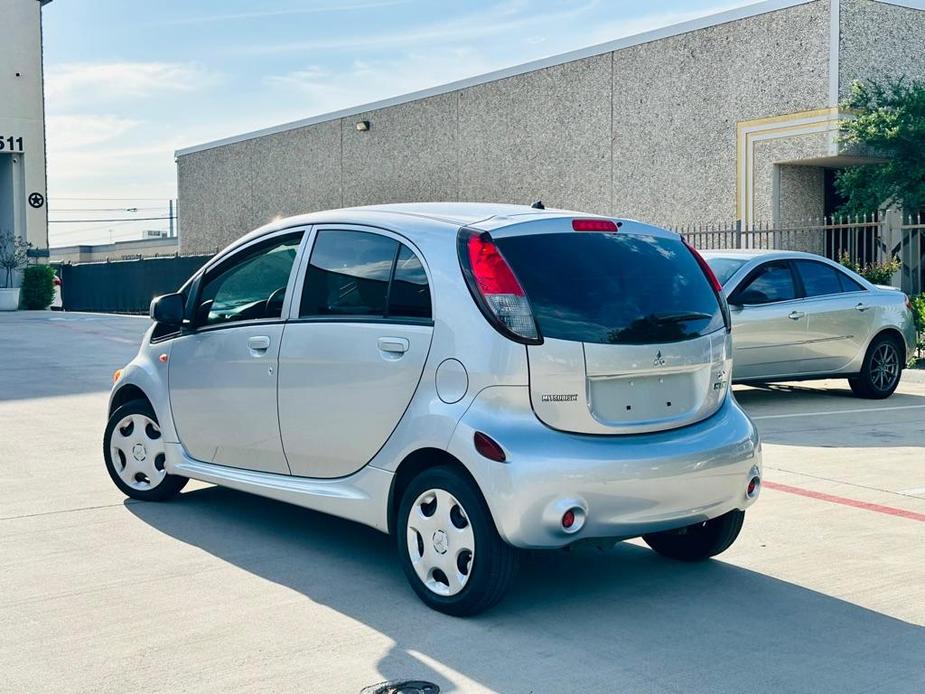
494 233 723 345
732 261 797 305
795 260 844 297
300 229 431 320
389 245 432 319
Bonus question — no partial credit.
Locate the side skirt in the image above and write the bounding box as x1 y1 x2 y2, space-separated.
166 443 393 534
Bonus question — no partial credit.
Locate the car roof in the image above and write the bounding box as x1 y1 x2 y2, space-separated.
218 202 674 260
698 249 829 262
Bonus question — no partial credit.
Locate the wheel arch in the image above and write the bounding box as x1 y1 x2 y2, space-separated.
109 383 151 416
387 448 484 536
868 327 908 362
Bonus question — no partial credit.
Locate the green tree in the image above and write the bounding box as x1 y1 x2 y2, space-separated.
836 79 925 215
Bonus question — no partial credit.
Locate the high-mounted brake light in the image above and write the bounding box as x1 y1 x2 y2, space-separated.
572 218 620 232
458 230 540 343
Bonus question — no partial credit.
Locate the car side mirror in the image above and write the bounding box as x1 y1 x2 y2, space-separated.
150 292 185 327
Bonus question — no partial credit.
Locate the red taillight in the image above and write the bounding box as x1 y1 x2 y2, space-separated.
572 218 619 232
459 230 539 343
905 294 913 311
561 509 576 529
466 234 525 296
683 239 723 294
473 431 506 462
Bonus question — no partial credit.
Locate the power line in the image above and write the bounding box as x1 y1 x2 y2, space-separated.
49 206 166 212
49 195 175 201
49 216 173 223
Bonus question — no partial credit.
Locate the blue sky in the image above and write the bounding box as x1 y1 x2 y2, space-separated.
42 0 751 244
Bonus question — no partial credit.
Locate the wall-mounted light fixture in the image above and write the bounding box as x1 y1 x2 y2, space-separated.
355 120 370 132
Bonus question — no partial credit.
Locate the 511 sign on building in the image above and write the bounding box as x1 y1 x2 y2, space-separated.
0 135 25 152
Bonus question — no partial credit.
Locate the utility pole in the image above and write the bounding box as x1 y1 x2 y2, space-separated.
169 199 175 238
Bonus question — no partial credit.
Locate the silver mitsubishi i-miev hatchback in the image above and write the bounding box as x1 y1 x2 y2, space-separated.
105 203 761 615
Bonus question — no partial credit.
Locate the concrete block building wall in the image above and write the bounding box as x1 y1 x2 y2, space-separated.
176 0 925 255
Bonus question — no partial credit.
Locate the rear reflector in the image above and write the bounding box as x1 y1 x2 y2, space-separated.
572 218 619 232
459 230 540 343
473 431 506 462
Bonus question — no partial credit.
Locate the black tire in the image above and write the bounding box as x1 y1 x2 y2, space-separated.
643 509 745 562
104 399 187 501
849 334 903 399
396 466 518 616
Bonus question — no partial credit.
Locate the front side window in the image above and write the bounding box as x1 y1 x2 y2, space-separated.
300 229 431 320
733 262 797 305
196 234 301 327
795 260 844 297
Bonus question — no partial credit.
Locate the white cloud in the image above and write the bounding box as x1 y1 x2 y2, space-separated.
156 0 412 25
239 1 600 54
264 48 499 115
45 114 141 150
45 61 218 106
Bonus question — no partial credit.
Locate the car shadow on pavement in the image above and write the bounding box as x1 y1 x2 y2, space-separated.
127 487 925 693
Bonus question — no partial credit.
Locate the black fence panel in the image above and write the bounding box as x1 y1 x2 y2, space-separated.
57 255 212 313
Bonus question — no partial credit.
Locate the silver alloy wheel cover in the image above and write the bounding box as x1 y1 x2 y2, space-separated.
406 488 475 596
110 414 167 490
871 343 900 391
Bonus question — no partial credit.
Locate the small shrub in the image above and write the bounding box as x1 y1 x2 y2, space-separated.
910 293 925 359
21 265 56 310
839 253 901 286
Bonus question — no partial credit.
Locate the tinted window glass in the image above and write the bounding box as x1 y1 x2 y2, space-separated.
389 245 431 319
705 257 747 286
734 262 796 305
197 235 301 327
494 233 723 345
837 269 865 292
301 230 398 317
796 260 843 297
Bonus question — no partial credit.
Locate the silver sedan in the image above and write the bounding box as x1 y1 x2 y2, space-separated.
703 250 916 398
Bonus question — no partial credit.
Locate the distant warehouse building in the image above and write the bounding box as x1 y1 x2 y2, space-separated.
175 0 925 255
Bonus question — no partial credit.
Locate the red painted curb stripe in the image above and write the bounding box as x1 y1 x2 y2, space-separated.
762 481 925 522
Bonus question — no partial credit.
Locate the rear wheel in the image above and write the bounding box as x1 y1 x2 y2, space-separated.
643 509 744 561
104 399 187 501
396 466 518 616
849 334 903 399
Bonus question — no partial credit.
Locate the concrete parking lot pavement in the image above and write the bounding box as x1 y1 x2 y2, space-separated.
1 311 923 693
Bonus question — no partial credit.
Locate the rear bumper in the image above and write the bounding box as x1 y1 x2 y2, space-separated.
448 387 761 549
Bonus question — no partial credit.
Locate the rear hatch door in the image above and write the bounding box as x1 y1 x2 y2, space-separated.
494 226 730 435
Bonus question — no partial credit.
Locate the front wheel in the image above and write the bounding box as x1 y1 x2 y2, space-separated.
104 399 187 501
396 466 518 616
643 509 745 561
849 335 903 399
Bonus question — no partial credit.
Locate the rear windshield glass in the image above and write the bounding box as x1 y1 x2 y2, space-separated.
495 232 724 345
705 257 747 286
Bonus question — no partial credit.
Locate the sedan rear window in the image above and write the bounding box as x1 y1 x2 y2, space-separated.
494 232 724 345
705 257 747 286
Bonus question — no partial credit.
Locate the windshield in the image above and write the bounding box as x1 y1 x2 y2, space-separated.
494 232 724 345
705 257 747 286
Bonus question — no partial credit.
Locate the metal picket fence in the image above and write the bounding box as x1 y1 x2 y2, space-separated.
669 213 886 267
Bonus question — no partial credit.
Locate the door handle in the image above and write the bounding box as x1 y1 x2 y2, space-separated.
248 335 271 353
855 303 870 312
788 310 805 320
378 337 409 354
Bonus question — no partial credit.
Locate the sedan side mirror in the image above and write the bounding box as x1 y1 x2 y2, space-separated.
150 292 185 327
